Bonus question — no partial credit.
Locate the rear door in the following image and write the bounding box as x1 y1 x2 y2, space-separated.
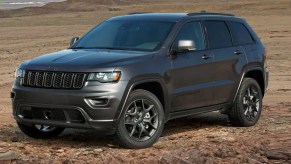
170 21 215 111
204 20 247 104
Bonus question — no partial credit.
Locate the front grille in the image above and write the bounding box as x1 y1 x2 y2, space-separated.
22 71 87 89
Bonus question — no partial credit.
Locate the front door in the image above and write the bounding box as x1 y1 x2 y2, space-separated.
169 21 215 112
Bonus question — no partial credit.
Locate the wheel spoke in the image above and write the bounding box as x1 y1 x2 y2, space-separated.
253 111 258 117
244 107 249 115
144 105 154 113
126 101 138 116
138 124 144 139
43 126 49 131
251 110 256 118
144 119 157 130
251 87 258 97
252 105 258 112
149 113 158 120
129 124 137 137
247 88 251 97
125 120 135 125
243 97 248 105
143 128 151 137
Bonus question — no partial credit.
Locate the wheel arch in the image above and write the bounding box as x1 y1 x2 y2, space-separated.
244 69 265 97
115 78 170 122
234 67 266 102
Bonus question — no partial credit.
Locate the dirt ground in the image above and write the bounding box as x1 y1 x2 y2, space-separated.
0 0 290 163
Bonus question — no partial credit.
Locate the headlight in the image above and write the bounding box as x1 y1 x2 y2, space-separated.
87 72 121 83
15 68 24 78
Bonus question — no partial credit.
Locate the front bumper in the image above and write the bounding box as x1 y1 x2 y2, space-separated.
11 78 128 133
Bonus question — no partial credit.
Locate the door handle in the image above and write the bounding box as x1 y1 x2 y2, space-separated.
234 50 242 55
202 55 210 60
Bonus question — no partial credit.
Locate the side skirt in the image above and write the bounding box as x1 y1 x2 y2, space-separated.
168 103 232 121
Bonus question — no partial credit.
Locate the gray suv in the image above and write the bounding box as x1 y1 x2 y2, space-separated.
12 12 269 148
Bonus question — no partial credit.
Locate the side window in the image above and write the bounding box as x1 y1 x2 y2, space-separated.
227 21 254 45
205 21 232 49
175 22 205 51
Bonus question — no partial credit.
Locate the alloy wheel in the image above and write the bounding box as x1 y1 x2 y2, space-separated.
124 99 159 142
243 85 260 121
35 125 56 132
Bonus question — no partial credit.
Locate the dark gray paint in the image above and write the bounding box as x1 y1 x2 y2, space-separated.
12 13 268 132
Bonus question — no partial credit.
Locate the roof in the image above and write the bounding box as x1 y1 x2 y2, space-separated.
108 12 236 22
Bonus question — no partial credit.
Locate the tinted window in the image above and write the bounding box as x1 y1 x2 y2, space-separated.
175 22 205 51
205 21 232 49
228 22 254 45
72 21 174 51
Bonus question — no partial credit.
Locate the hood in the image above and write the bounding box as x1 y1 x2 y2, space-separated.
20 49 153 72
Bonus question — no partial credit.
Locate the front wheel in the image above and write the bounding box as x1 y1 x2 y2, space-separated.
229 78 263 127
17 122 65 139
114 89 164 149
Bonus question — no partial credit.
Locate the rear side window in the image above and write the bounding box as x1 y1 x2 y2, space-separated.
205 21 232 49
227 22 254 45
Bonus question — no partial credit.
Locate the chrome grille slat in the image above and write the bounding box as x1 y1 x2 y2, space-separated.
36 72 45 87
53 73 64 88
28 72 37 86
22 71 86 89
63 73 74 88
44 72 53 87
73 73 86 88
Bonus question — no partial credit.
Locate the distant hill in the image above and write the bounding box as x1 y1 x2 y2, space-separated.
0 0 132 18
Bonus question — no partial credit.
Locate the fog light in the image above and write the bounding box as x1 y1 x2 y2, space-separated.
85 97 109 107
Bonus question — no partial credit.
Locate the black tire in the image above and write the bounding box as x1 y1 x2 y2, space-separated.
17 122 65 139
229 78 263 127
114 89 165 149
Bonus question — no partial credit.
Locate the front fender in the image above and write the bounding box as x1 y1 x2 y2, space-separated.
113 76 171 122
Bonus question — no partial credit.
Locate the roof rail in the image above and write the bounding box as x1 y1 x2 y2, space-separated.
127 12 152 15
187 11 235 17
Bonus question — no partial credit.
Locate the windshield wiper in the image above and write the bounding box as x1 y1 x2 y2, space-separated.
97 47 131 50
70 47 86 49
71 47 137 51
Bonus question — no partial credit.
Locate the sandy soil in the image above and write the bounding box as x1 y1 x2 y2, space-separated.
0 0 290 163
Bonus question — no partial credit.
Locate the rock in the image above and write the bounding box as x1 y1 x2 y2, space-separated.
168 136 176 140
0 149 6 153
51 146 61 150
107 144 116 148
57 149 65 153
266 150 289 160
94 148 103 153
160 154 190 164
82 150 93 155
10 136 19 142
153 144 164 149
0 151 18 161
62 159 71 164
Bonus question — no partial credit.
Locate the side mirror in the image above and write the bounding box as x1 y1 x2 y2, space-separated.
177 40 196 52
70 37 79 46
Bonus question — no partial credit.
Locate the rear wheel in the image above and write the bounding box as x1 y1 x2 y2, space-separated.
17 122 65 139
114 89 164 149
229 78 263 126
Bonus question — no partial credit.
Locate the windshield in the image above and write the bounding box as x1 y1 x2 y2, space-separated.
72 20 174 51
